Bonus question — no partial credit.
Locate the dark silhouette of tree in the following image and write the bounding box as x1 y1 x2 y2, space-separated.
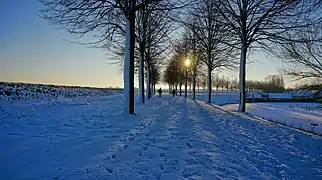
215 0 322 112
163 51 184 94
136 4 174 102
276 24 322 82
185 0 237 103
39 0 187 114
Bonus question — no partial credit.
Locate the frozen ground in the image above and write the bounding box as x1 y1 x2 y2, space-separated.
1 95 322 180
223 102 322 134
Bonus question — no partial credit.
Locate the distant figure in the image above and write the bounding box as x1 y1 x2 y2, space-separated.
157 88 162 97
172 89 176 97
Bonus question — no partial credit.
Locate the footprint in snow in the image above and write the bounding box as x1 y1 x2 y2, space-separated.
189 150 196 155
111 154 118 159
160 152 166 157
158 146 169 151
143 146 148 151
105 167 113 174
185 142 192 149
182 172 193 178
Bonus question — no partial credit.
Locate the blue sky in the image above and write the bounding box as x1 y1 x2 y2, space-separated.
0 0 284 88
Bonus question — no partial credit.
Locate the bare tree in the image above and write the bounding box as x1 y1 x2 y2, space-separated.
212 74 220 91
230 78 238 90
39 0 134 114
163 58 177 90
185 29 203 100
224 77 230 91
39 0 187 114
276 24 322 82
215 0 322 112
219 76 226 91
170 34 191 96
201 73 207 91
185 0 237 103
136 4 174 102
163 53 183 93
196 75 203 92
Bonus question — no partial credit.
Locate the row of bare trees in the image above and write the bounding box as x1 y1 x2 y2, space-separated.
39 0 187 114
164 0 322 111
164 65 285 93
276 24 322 83
40 0 322 113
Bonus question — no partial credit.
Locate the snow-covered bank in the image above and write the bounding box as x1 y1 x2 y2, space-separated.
1 95 322 179
0 82 123 102
223 102 322 135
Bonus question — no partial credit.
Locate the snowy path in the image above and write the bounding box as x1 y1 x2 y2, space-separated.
1 95 322 180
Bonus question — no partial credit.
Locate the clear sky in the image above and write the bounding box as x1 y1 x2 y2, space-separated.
0 0 284 88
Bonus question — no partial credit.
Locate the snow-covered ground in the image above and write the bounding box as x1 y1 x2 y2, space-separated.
193 91 294 105
0 82 123 102
1 95 322 179
223 102 322 135
193 91 239 105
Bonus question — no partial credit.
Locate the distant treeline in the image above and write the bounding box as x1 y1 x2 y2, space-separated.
246 75 285 93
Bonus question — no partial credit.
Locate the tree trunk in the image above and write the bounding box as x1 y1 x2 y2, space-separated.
139 50 145 103
149 71 153 97
179 81 182 96
146 62 151 99
124 5 136 114
207 67 212 103
193 71 196 100
238 42 247 112
185 70 188 98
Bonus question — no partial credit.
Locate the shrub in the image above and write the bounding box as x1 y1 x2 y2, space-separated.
5 89 11 96
15 90 20 96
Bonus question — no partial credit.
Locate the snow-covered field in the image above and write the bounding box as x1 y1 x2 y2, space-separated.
1 95 322 179
193 91 296 105
223 102 322 135
0 82 123 102
193 91 239 105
